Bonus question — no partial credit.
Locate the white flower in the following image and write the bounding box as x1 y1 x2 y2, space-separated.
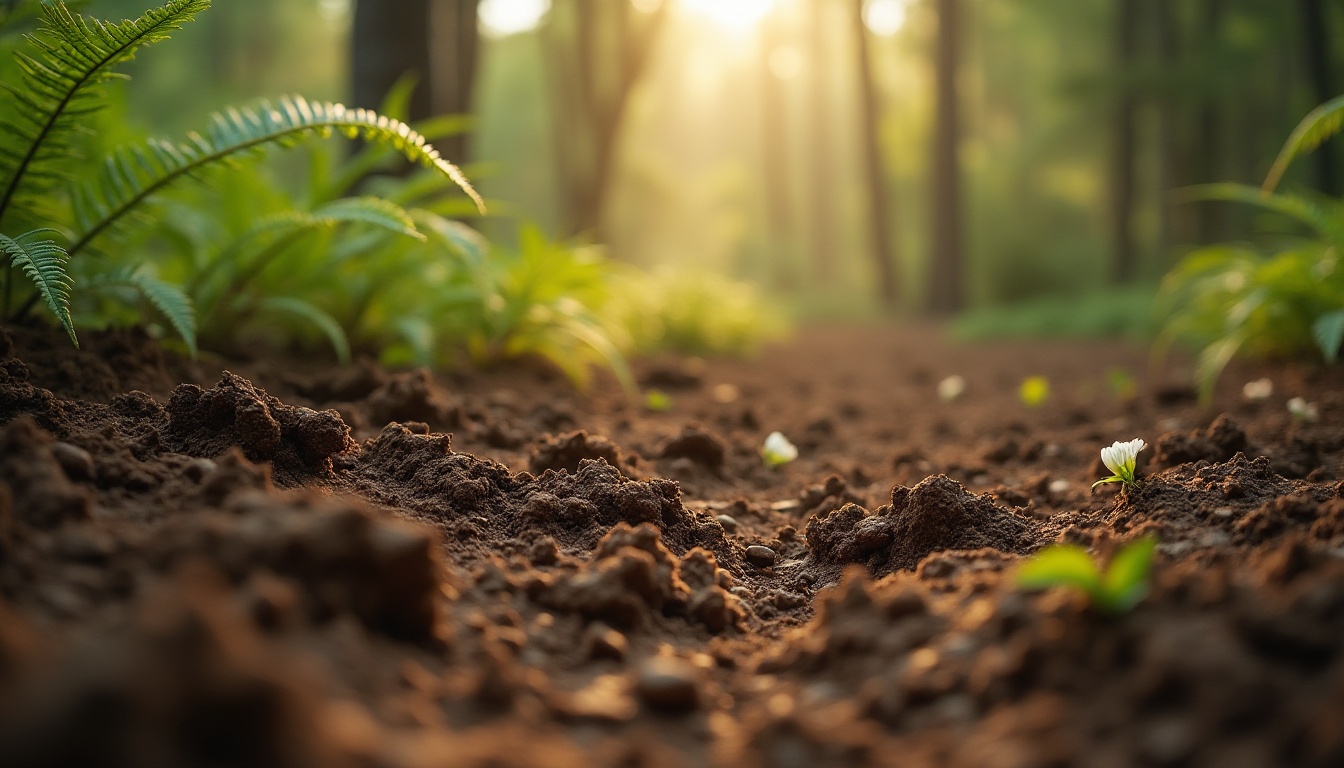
761 431 798 468
937 375 966 402
1094 438 1146 489
1287 397 1319 422
1242 378 1273 402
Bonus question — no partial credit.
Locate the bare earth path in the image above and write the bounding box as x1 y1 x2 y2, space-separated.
1 320 1342 767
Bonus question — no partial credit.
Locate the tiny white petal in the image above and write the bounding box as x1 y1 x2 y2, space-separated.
762 431 798 465
937 375 966 402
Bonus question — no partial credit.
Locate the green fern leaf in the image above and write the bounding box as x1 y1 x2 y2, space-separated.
0 0 210 225
256 295 351 364
70 96 484 257
1 228 75 344
1264 95 1344 193
86 266 197 355
1176 183 1344 247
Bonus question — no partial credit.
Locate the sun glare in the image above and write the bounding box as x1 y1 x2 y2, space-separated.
863 0 910 36
478 0 551 38
680 0 777 33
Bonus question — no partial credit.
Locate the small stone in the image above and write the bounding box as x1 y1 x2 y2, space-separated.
716 514 739 533
586 624 628 661
183 458 217 483
635 657 700 712
745 545 776 569
49 442 94 482
1047 479 1071 495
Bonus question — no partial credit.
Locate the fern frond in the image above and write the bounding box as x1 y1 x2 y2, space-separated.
1176 183 1344 247
0 0 210 225
70 96 484 256
1264 94 1344 194
1 228 75 344
255 296 351 364
85 266 196 355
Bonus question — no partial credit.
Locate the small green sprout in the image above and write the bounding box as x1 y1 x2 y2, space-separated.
1019 376 1049 407
937 374 966 402
1288 397 1319 423
761 431 798 468
1017 537 1158 615
644 389 673 412
1106 368 1137 401
1092 438 1146 490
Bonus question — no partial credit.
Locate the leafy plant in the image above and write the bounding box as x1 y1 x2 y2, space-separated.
0 0 481 353
1091 438 1146 490
605 263 789 357
1158 96 1344 400
436 225 635 394
1017 538 1158 615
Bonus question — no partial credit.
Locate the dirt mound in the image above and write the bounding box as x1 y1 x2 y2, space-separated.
165 372 355 481
0 416 90 529
529 430 625 475
1106 454 1338 551
1153 413 1248 468
805 475 1041 578
352 424 736 568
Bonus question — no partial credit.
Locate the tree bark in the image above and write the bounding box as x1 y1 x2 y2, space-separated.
929 0 963 313
851 0 900 308
1195 0 1224 242
352 0 435 120
1154 0 1183 257
544 0 668 240
1297 0 1340 196
1110 0 1139 284
430 0 480 161
759 9 798 291
807 0 838 286
352 0 479 161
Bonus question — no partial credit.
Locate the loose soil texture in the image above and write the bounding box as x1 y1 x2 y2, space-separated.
2 320 1343 767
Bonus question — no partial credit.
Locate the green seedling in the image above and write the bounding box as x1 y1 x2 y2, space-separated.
760 431 798 468
1092 438 1146 490
644 389 673 412
1106 368 1137 401
1019 376 1050 408
1288 397 1319 423
1017 537 1158 615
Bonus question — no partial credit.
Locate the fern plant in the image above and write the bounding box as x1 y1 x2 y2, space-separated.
0 0 482 353
1158 96 1344 400
0 0 209 343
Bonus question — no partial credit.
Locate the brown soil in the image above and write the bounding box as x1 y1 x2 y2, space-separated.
2 319 1343 767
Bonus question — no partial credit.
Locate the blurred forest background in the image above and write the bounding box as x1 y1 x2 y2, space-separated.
54 0 1344 323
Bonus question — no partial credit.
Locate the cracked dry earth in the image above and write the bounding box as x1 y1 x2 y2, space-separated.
1 320 1344 768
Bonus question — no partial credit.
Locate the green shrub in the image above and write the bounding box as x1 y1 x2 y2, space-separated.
0 1 480 352
606 263 790 357
1158 96 1344 400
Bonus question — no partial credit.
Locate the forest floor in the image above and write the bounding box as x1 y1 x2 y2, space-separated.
1 319 1343 767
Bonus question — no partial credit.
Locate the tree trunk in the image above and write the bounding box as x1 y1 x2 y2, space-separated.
1195 0 1224 242
807 0 838 286
430 0 480 161
1297 0 1340 196
929 0 963 314
352 0 435 120
1154 0 1183 258
545 0 668 240
352 0 479 161
759 9 798 291
1110 0 1139 284
851 0 900 308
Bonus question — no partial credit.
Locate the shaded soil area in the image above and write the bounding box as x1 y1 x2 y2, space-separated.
2 320 1344 767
